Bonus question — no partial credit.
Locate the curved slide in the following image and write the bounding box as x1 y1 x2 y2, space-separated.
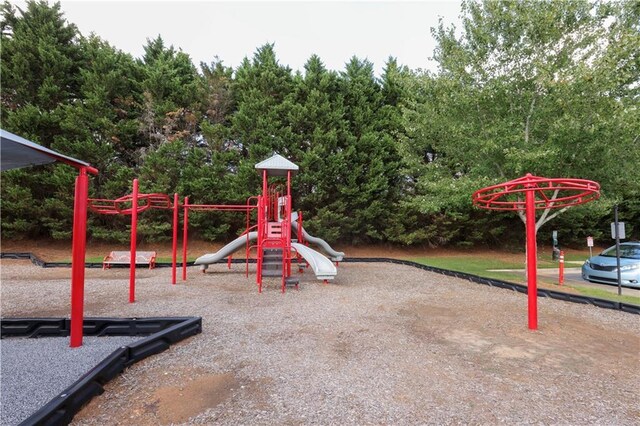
194 232 258 269
291 242 337 281
291 212 344 261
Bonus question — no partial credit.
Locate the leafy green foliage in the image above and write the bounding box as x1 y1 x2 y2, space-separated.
1 0 637 247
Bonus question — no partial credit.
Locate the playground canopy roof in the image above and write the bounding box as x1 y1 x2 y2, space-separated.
255 153 298 176
0 128 96 173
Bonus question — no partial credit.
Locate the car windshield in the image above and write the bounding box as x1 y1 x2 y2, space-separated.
601 244 640 259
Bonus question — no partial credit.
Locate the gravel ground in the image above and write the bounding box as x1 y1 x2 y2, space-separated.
1 336 139 425
1 259 639 425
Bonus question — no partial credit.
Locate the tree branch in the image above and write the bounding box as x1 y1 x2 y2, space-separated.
536 207 569 232
524 95 537 145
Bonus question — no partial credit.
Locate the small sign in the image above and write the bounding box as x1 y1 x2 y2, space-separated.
611 222 626 239
552 230 558 239
587 236 593 247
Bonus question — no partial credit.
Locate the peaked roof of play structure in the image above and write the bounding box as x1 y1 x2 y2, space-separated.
254 153 299 176
0 128 94 172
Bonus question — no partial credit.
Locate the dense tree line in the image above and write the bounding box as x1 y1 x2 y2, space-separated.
1 0 638 247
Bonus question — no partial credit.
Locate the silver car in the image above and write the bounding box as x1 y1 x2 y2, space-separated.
582 242 640 288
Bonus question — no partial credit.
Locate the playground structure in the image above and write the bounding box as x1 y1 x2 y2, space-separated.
195 154 344 292
88 180 180 302
473 173 600 330
87 154 344 296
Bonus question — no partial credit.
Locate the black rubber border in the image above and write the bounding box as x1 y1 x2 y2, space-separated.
3 252 638 314
344 258 640 315
0 252 193 268
0 317 202 426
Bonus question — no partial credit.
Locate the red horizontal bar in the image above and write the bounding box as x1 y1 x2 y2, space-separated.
185 204 257 211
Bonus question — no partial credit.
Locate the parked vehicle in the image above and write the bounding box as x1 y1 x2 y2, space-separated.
581 242 640 288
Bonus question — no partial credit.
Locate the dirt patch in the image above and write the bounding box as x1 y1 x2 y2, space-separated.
152 373 237 424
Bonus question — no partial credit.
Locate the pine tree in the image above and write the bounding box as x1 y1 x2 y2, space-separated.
229 44 295 196
336 57 402 243
0 0 84 239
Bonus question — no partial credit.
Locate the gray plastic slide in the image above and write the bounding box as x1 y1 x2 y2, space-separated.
290 212 344 261
194 231 258 270
291 242 337 280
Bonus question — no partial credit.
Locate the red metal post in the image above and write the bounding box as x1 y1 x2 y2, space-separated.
559 250 565 285
285 171 292 283
129 179 139 303
172 193 178 285
182 196 189 281
70 168 89 347
525 187 538 330
227 255 232 269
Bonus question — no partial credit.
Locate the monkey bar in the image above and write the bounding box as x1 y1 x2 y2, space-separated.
472 173 600 330
180 198 259 281
88 180 180 302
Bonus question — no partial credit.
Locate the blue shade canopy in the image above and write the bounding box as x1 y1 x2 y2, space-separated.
0 128 92 171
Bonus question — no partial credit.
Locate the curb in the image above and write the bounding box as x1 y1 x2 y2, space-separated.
1 317 202 426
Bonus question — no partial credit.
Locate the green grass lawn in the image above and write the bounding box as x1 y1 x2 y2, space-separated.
409 255 640 306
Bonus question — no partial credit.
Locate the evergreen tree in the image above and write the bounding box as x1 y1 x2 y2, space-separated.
229 44 296 197
0 0 84 239
334 57 402 243
138 36 200 151
288 55 350 242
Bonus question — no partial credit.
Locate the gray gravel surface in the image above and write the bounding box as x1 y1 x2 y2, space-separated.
2 259 639 425
1 336 138 426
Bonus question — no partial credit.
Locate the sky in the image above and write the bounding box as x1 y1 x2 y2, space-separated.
23 0 463 75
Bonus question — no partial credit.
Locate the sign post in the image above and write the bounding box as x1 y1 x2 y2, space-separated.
587 236 593 258
613 205 622 296
611 222 626 240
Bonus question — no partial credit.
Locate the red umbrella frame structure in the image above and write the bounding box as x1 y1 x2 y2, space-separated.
472 174 600 330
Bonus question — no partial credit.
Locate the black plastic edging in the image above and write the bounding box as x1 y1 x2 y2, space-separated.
4 252 638 315
0 317 202 426
344 257 640 315
1 252 197 268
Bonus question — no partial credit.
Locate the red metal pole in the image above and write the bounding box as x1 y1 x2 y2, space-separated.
525 187 538 330
182 196 189 281
172 193 178 284
286 170 292 278
559 250 565 285
70 168 89 347
129 179 138 303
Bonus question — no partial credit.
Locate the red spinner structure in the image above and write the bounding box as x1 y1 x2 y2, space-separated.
473 174 600 330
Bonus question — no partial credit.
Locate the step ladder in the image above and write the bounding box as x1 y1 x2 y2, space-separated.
260 247 299 290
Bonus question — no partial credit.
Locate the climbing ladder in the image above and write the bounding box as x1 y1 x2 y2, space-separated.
254 154 299 293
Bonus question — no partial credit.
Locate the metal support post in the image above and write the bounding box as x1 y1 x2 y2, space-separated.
525 188 538 330
129 179 138 303
70 168 89 347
